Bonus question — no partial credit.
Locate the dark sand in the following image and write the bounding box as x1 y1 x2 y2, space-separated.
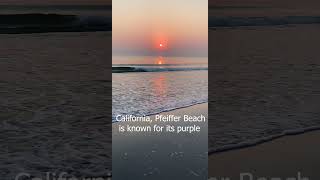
208 22 320 180
210 0 320 17
112 103 208 180
0 32 112 179
209 130 320 179
209 24 320 152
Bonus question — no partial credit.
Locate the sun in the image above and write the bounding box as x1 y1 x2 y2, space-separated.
154 39 167 50
158 61 163 65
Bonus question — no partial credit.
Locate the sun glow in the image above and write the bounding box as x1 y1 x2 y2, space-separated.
153 36 168 51
156 56 164 65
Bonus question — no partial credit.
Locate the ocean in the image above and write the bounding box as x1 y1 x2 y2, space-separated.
112 56 208 122
0 5 111 15
0 31 112 179
0 5 111 33
208 25 320 153
2 4 320 179
112 55 208 179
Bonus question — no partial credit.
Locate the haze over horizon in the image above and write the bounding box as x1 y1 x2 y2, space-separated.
113 0 208 58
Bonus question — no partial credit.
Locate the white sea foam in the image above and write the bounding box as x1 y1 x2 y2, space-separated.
112 69 208 122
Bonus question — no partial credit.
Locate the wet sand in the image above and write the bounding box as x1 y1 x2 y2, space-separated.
208 22 320 179
209 130 320 179
210 0 320 17
112 103 208 180
0 32 112 179
209 23 320 154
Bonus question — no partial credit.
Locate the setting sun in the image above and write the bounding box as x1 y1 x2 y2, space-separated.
152 38 168 51
157 41 166 50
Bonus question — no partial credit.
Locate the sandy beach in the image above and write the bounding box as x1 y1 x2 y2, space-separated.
208 20 320 180
210 0 320 17
0 31 112 179
209 130 320 179
112 103 208 180
209 23 320 153
2 0 320 179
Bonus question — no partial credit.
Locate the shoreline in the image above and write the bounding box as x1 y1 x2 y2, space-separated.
209 129 320 179
112 103 208 179
0 31 112 179
112 101 208 123
114 101 320 157
209 125 320 155
209 24 320 179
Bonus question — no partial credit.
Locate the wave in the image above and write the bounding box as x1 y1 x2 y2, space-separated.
0 13 111 34
112 68 208 122
209 125 320 154
112 66 208 73
209 16 320 28
112 100 208 122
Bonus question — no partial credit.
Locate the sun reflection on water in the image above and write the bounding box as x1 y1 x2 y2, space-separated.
152 74 167 97
156 56 164 65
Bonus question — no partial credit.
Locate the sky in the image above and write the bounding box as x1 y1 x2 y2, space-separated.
113 0 208 58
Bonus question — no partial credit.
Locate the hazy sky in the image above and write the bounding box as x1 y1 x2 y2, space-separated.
113 0 208 58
